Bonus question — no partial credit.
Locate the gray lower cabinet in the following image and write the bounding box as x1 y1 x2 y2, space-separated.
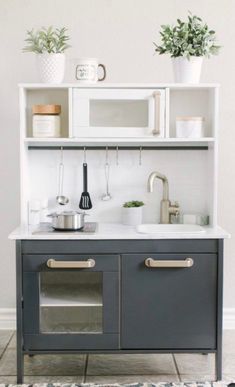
16 239 223 383
22 254 119 350
121 253 217 349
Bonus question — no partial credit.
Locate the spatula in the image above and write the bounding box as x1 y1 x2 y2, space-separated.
79 163 92 210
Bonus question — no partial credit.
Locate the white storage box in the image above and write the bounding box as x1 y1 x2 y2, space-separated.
176 116 205 138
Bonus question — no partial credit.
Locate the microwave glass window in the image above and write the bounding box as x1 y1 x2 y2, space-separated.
39 271 103 334
90 100 148 127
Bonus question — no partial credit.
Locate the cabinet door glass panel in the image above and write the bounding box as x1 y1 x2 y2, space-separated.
40 272 103 334
90 100 148 127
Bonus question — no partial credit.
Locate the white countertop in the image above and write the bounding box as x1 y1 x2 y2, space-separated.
8 223 230 240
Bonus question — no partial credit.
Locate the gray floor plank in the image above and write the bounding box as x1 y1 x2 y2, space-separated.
0 331 13 349
0 375 84 383
0 376 16 383
174 353 215 375
86 354 177 375
0 349 86 376
179 374 216 382
85 375 180 383
7 332 16 350
24 375 84 383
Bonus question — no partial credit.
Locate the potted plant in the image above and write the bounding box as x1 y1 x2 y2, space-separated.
154 13 220 83
23 26 70 84
122 200 144 226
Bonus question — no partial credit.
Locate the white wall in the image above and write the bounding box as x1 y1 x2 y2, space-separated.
0 0 234 310
28 149 209 224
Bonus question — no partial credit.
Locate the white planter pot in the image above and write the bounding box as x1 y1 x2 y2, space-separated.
172 57 203 83
36 53 65 84
122 207 143 226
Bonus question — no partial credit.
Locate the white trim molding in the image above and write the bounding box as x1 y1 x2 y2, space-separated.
223 308 235 330
0 308 16 330
0 307 234 330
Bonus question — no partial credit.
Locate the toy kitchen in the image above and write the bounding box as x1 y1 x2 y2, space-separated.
9 83 230 383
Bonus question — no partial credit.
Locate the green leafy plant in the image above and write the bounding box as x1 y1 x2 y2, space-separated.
123 201 144 208
154 13 220 59
23 26 70 54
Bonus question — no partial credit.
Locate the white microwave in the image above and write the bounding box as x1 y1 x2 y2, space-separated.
72 88 166 138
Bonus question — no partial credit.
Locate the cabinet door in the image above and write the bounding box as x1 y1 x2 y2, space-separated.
121 253 217 349
23 254 119 350
72 88 165 138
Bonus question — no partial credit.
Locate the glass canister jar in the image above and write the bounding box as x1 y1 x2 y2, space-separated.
32 104 61 138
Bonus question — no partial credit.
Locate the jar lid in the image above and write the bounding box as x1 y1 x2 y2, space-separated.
176 116 205 121
32 104 61 115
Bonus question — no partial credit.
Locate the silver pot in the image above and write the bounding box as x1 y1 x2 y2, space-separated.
47 211 87 231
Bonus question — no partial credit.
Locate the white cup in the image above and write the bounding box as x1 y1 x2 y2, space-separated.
75 58 106 83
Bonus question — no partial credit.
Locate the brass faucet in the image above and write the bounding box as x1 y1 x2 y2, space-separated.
147 171 180 224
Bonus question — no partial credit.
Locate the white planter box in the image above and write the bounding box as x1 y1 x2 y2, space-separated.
172 57 203 84
122 207 143 226
36 53 65 84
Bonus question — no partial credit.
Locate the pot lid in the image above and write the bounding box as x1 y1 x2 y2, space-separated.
59 211 82 216
48 210 84 217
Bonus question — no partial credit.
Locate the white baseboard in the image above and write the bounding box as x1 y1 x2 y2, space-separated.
0 308 16 330
223 308 235 330
0 307 234 330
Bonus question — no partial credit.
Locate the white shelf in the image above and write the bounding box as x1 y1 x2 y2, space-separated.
25 137 215 148
19 82 220 90
40 285 103 307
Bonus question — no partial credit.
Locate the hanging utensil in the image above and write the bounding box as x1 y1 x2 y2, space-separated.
56 147 69 205
79 148 92 210
102 147 112 201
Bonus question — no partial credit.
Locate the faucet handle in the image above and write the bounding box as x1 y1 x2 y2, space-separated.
170 201 180 216
169 201 180 224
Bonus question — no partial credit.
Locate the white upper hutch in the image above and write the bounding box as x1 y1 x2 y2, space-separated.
19 83 219 227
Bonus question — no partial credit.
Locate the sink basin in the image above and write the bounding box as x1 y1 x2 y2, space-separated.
136 224 205 234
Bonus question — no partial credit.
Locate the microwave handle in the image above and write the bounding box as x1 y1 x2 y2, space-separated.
152 91 161 136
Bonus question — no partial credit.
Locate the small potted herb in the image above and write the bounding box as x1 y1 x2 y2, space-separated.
122 200 144 226
154 13 220 83
23 26 70 83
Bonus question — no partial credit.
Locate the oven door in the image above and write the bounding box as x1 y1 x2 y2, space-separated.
23 254 119 350
72 88 166 138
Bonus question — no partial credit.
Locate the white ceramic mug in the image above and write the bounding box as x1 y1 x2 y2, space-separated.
75 58 106 82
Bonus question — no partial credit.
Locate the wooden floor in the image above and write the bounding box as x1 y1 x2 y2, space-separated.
0 330 234 384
